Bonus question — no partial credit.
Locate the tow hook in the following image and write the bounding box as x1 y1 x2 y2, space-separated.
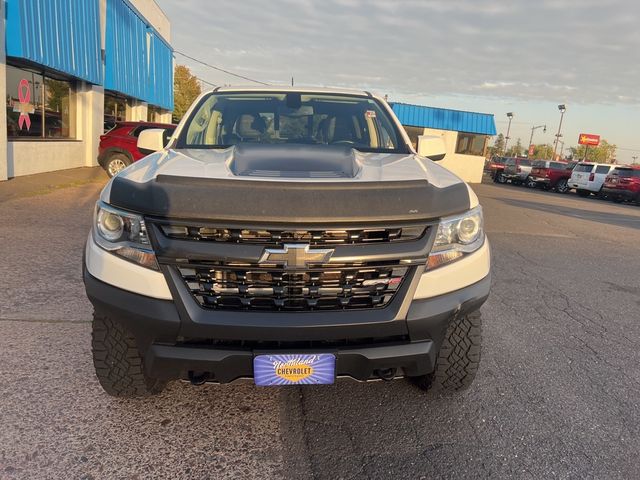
375 368 397 381
188 371 211 385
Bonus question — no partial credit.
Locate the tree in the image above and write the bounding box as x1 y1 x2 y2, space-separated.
569 139 617 163
530 144 554 159
505 138 524 157
173 65 201 122
487 133 505 157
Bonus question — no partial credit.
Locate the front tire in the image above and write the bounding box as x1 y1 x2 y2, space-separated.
495 172 506 184
92 313 166 397
413 311 482 393
525 176 537 188
577 189 590 198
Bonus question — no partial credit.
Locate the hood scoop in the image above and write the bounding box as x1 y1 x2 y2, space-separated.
227 144 360 179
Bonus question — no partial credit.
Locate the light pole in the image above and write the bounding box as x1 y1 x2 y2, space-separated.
528 124 546 156
503 112 514 155
552 104 566 161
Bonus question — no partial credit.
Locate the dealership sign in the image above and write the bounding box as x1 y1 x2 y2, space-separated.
578 133 600 146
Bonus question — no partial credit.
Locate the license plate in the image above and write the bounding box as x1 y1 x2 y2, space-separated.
254 353 336 386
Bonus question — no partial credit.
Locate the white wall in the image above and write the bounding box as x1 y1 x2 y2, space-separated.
0 0 8 181
419 128 486 183
7 142 86 177
129 0 171 42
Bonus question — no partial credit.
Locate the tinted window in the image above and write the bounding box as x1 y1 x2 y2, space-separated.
456 133 486 156
550 162 566 169
532 160 548 168
180 92 407 153
574 163 595 172
613 168 640 178
505 159 516 166
519 159 531 166
595 165 612 174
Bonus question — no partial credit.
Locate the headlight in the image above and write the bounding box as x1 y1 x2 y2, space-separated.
428 206 484 269
93 202 158 270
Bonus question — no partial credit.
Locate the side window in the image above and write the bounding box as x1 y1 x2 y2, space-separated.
595 165 611 174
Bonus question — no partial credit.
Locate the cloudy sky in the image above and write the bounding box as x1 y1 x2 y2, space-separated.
157 0 640 162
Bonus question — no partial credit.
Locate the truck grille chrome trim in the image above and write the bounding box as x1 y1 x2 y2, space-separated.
176 262 411 311
159 225 427 246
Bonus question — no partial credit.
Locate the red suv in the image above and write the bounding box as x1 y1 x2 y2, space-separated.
98 121 176 177
529 160 577 193
602 166 640 203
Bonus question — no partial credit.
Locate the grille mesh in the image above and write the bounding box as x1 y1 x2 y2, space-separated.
178 263 411 311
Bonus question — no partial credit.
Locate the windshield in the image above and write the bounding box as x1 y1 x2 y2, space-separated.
178 92 408 153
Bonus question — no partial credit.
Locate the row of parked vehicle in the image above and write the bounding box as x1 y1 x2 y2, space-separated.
487 157 640 204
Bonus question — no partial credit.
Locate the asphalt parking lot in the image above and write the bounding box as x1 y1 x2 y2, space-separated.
1 173 640 479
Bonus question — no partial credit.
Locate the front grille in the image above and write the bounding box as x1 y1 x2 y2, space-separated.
160 224 427 246
178 262 411 311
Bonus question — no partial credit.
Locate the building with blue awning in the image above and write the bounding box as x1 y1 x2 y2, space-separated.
391 102 496 183
1 0 173 180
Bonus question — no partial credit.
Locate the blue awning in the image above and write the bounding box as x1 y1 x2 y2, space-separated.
391 103 496 136
5 0 103 84
105 0 173 110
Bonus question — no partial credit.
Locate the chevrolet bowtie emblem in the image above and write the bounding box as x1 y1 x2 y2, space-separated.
258 244 334 269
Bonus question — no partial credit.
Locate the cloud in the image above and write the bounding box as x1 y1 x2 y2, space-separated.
159 0 640 105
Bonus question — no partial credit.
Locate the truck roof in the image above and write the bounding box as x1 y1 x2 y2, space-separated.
207 85 373 97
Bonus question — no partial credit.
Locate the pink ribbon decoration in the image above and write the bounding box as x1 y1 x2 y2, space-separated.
16 79 33 131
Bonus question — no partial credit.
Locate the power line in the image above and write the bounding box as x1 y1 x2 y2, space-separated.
174 50 270 86
196 76 218 88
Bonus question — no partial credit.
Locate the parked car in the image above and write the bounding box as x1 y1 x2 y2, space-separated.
502 157 533 185
602 166 640 203
529 160 577 193
83 86 491 397
98 121 176 177
488 156 508 183
567 162 616 197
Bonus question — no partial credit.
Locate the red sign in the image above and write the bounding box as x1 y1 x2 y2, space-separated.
578 133 600 146
528 144 535 156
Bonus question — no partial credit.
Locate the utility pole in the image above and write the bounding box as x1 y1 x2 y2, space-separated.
552 104 566 161
503 112 514 155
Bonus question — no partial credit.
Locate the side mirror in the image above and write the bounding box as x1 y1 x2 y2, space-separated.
417 135 446 161
137 128 168 154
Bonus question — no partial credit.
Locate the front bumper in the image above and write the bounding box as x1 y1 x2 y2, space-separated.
83 267 490 382
530 176 550 185
602 187 637 201
503 173 527 182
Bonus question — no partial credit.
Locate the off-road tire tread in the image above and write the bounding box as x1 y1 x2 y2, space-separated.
92 313 165 397
416 311 482 393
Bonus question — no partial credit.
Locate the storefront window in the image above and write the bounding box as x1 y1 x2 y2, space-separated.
148 105 161 122
6 64 74 139
44 78 72 138
104 94 128 132
456 133 487 156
